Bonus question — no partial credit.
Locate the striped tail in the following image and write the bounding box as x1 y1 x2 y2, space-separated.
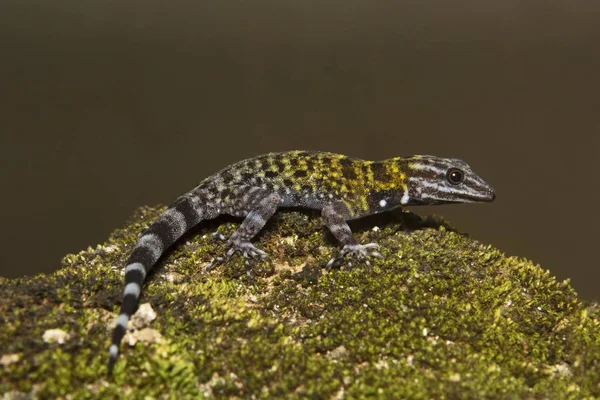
107 195 203 374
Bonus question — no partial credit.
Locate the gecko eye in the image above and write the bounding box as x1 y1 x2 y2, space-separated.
446 168 464 185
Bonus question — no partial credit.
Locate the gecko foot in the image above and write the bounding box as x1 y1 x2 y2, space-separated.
326 243 383 271
205 238 270 278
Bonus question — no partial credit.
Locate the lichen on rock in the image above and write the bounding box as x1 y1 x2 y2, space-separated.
1 206 599 399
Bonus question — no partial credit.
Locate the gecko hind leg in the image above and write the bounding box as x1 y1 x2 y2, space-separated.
205 190 280 278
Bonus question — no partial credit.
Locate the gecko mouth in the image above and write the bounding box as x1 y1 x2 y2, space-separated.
408 187 495 205
450 188 496 203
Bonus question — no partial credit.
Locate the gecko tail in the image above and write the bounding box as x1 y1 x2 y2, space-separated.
107 259 147 375
107 195 204 375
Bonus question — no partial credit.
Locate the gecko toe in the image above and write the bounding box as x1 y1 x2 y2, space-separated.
326 242 383 271
205 239 270 273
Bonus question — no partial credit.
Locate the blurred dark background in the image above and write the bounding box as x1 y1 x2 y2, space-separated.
1 1 598 300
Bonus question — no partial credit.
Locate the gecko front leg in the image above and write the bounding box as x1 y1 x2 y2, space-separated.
205 188 281 277
322 201 383 270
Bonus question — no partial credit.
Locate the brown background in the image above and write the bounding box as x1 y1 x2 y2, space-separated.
1 1 598 301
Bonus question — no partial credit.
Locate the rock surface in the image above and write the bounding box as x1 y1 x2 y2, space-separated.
1 206 599 398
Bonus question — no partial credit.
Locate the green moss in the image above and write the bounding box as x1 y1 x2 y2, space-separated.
1 206 599 399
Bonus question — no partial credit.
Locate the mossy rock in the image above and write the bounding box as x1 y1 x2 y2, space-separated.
1 207 599 399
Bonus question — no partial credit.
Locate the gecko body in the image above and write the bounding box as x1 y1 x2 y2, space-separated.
108 150 495 373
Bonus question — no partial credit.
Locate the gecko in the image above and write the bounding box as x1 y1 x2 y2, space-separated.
107 150 495 374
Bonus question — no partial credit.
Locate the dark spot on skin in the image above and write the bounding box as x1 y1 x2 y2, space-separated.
341 161 358 180
220 187 232 199
124 268 145 287
263 181 274 190
242 172 254 182
283 179 294 187
301 184 313 193
338 157 353 166
265 170 278 178
304 159 314 172
319 158 333 169
370 163 388 182
289 158 299 167
294 170 307 178
174 197 201 228
274 160 286 172
221 171 235 184
146 219 177 245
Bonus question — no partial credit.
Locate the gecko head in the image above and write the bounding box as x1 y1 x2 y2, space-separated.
403 156 496 205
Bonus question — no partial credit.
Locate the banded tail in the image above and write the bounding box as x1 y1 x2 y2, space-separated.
108 194 203 374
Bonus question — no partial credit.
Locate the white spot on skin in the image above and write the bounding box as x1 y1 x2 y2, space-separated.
116 313 129 329
400 191 410 205
42 329 71 344
109 344 118 358
379 199 387 208
248 186 261 194
124 282 141 298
